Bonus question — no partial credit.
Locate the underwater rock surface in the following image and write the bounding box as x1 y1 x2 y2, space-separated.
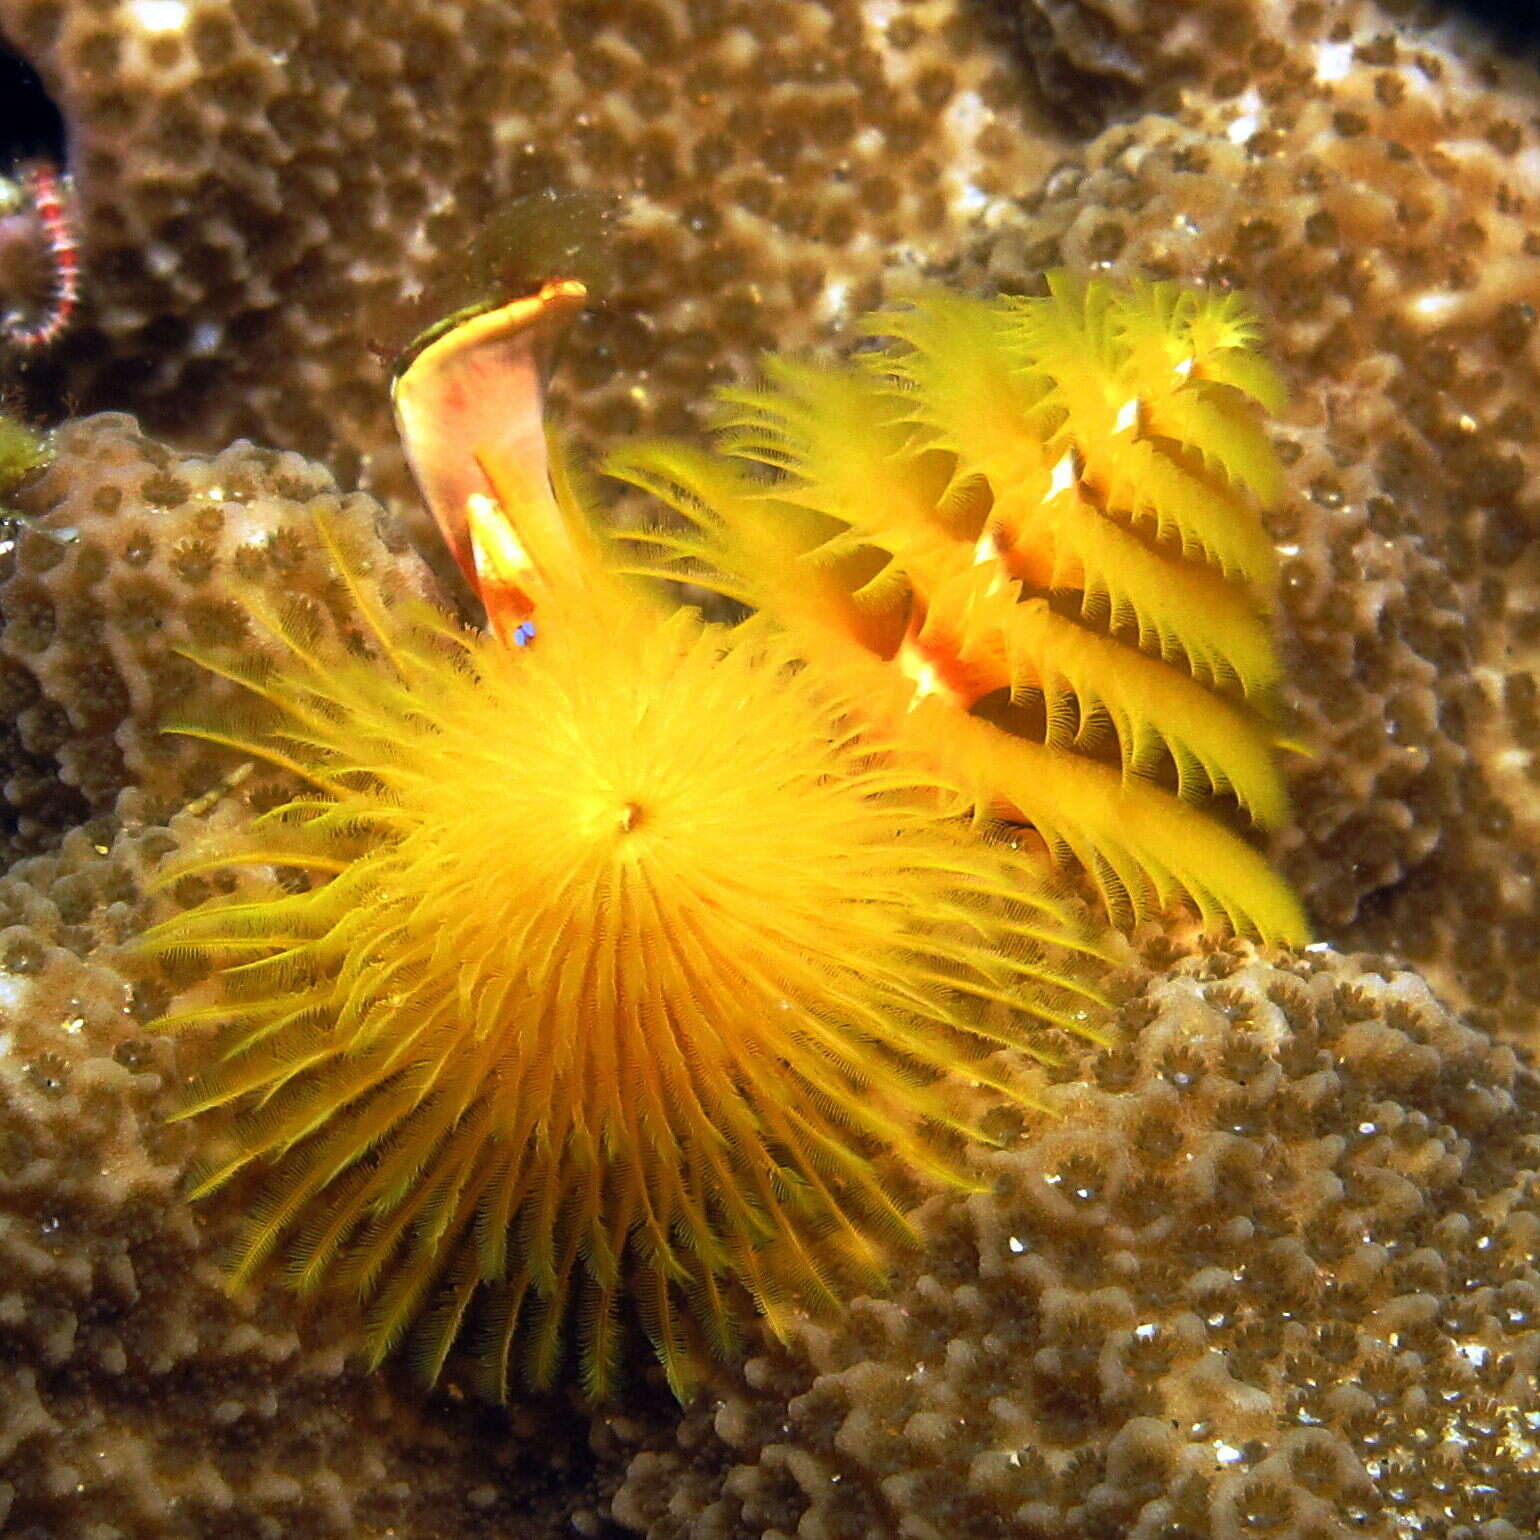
0 0 1539 1536
613 947 1540 1540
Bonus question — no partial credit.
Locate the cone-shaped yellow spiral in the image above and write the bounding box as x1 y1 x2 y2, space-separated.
609 275 1308 943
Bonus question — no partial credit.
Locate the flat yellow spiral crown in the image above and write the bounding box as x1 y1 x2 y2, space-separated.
136 511 1110 1400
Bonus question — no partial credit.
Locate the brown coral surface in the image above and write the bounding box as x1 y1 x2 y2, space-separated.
610 947 1540 1540
0 0 1066 509
0 412 434 865
0 793 633 1540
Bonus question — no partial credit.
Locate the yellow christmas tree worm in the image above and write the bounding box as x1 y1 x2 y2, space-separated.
135 284 1114 1401
608 274 1307 943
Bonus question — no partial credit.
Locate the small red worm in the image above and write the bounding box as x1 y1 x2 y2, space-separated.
4 162 79 350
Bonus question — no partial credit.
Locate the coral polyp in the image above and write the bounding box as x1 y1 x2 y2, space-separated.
609 275 1306 943
136 512 1109 1400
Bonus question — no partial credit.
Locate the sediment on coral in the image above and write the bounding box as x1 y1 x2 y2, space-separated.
608 946 1540 1540
0 412 434 865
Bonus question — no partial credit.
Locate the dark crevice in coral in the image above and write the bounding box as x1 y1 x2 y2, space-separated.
997 0 1144 136
1447 0 1540 52
0 36 65 169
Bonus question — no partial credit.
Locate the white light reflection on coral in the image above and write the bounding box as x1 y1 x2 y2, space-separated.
1226 89 1263 145
1411 291 1459 322
1314 41 1355 83
129 0 190 31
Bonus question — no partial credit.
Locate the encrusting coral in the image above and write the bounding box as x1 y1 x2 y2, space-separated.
0 411 435 864
610 946 1540 1540
614 276 1304 942
0 0 1068 511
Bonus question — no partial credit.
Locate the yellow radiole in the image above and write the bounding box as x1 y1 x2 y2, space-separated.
612 275 1307 944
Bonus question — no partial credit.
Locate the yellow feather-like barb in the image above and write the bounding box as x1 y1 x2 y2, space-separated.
608 274 1305 945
